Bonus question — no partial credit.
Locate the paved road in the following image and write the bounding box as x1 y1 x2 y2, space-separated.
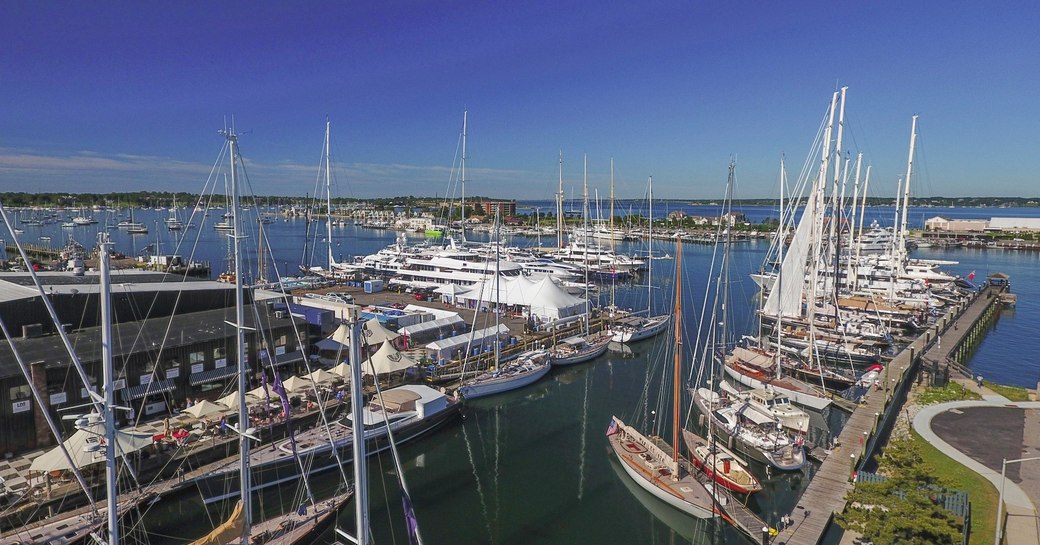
915 393 1040 545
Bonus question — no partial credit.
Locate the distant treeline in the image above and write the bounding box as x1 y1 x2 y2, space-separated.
0 192 1036 209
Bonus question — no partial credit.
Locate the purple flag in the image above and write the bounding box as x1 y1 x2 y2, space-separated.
401 490 420 545
272 372 301 461
260 371 275 450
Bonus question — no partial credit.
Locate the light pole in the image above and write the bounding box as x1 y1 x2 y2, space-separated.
995 455 1040 544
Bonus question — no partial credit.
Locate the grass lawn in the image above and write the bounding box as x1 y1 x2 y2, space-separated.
912 430 998 545
918 382 983 405
984 381 1032 402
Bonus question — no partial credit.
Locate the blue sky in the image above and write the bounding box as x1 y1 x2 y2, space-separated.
1 2 1037 200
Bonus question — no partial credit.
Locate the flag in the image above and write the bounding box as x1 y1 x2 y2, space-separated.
272 373 301 461
401 490 420 545
260 371 275 449
968 270 976 281
606 419 618 437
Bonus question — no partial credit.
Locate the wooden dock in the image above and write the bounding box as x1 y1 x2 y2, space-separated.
773 283 1008 544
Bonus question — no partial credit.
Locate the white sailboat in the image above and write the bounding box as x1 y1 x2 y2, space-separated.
610 175 669 343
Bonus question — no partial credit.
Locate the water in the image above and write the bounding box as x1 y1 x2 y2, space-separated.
6 205 1036 543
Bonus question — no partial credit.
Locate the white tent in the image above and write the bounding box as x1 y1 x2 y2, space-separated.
434 283 470 305
425 324 510 361
457 275 586 321
182 400 228 419
216 391 256 410
281 375 311 393
30 415 153 472
362 340 417 376
303 368 337 384
328 318 401 348
329 362 353 380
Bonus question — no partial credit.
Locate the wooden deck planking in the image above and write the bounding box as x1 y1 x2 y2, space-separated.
773 285 1003 545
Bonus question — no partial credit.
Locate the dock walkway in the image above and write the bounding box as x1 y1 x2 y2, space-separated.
774 283 1007 544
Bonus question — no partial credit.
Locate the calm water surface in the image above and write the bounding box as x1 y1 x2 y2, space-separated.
7 206 1035 543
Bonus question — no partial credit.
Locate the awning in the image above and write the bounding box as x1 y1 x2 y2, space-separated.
189 367 239 386
124 379 177 400
271 350 305 367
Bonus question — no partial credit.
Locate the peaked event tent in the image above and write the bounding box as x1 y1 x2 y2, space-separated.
329 362 353 380
30 416 153 472
457 275 586 321
363 340 417 376
183 400 228 419
327 318 401 349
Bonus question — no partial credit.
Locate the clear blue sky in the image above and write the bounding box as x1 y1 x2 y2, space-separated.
1 2 1037 201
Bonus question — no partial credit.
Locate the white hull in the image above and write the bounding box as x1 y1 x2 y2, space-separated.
723 364 831 411
611 315 670 343
459 363 551 399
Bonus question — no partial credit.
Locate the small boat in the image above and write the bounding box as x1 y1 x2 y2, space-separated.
693 387 805 471
718 379 810 434
610 314 670 343
682 429 762 495
459 349 552 399
549 333 610 366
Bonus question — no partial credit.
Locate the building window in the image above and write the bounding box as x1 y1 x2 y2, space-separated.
9 384 31 401
189 351 205 364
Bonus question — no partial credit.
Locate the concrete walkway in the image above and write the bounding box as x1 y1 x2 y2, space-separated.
913 388 1040 545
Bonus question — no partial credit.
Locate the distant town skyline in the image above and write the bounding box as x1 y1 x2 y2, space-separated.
2 2 1037 201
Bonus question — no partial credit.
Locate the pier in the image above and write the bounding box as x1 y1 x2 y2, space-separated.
774 280 1011 545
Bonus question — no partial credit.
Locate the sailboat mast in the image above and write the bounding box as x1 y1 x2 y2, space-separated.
224 127 252 544
348 312 370 545
99 233 119 545
898 115 918 268
671 233 682 468
775 159 785 379
609 158 615 253
325 118 335 269
582 154 590 336
461 110 468 243
557 151 564 248
647 176 653 315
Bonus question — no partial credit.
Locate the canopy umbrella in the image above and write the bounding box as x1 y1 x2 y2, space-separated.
281 375 311 393
303 368 337 385
363 340 417 376
329 362 352 380
182 400 228 419
330 319 401 348
245 385 271 400
30 414 153 473
216 391 255 410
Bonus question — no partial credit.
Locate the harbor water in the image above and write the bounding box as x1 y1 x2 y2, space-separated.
3 204 1035 543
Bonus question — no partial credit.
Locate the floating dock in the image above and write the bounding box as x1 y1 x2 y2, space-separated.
774 281 1010 544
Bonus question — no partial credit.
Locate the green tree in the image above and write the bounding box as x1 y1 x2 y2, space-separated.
837 438 962 545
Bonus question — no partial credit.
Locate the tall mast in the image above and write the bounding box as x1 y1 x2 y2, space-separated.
99 233 118 545
671 226 683 473
582 154 590 336
853 164 872 289
898 115 919 268
846 152 863 292
222 126 252 544
348 310 369 545
557 151 565 248
325 118 335 269
647 176 653 315
609 158 615 252
460 110 467 243
775 158 785 378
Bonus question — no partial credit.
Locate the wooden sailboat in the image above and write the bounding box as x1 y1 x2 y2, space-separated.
608 240 721 519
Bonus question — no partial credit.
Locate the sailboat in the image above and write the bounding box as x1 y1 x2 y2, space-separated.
607 239 722 519
458 211 551 399
550 156 611 366
610 175 670 344
187 127 350 545
165 197 184 230
300 119 361 279
692 160 806 472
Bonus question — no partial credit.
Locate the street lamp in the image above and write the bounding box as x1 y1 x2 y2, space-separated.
995 455 1040 544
